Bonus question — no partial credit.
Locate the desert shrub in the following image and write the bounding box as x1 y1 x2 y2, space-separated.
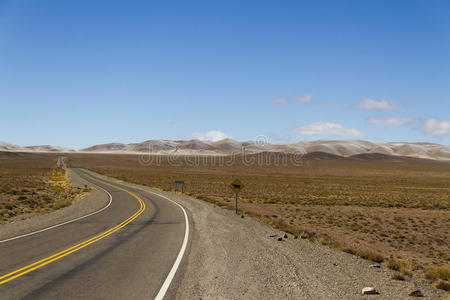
387 260 414 275
434 280 450 291
5 203 15 210
339 247 384 263
425 267 450 281
53 199 72 210
315 236 332 246
299 231 315 239
392 273 405 281
342 247 357 255
359 250 384 263
50 185 65 192
197 195 210 201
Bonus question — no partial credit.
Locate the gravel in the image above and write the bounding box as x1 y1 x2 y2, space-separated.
0 169 109 242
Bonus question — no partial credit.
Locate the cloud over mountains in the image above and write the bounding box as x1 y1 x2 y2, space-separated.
292 122 365 137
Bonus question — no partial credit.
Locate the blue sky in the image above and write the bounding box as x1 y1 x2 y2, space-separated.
1 0 449 149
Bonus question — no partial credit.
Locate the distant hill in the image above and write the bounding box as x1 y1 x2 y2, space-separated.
1 139 449 161
80 143 128 152
0 142 74 153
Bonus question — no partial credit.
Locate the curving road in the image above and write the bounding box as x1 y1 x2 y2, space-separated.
0 169 189 299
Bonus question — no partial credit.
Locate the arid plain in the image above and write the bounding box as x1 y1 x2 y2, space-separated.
65 151 449 289
1 150 449 292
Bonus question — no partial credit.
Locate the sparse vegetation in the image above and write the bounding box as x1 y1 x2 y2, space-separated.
426 267 450 281
64 152 449 286
0 152 87 223
425 267 450 291
358 250 384 263
434 280 450 291
387 260 414 276
53 199 72 210
391 273 405 281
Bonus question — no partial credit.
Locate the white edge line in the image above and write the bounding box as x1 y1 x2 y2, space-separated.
0 182 113 244
139 188 189 300
79 170 189 299
3 165 189 298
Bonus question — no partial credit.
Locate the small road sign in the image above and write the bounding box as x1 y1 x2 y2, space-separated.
174 180 185 194
229 179 244 193
229 179 244 214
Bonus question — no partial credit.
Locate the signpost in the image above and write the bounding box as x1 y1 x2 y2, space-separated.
174 180 184 194
229 179 244 214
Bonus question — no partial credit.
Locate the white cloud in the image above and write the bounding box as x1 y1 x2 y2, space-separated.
421 119 450 137
191 130 231 142
272 97 287 105
367 117 450 137
292 122 365 137
366 117 417 126
296 93 312 103
357 97 397 110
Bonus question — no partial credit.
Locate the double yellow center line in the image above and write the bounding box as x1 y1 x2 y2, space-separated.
0 174 146 285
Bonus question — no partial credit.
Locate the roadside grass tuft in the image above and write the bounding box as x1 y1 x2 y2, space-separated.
391 273 405 281
425 267 450 281
387 260 414 275
53 199 72 210
358 250 384 263
433 280 450 291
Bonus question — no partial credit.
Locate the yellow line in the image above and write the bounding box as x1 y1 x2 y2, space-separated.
0 173 146 285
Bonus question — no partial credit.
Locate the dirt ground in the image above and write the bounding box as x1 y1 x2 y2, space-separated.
65 153 450 273
3 151 447 289
0 152 86 223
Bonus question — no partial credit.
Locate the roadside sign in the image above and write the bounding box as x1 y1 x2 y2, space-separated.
229 179 244 215
174 180 185 194
229 179 244 193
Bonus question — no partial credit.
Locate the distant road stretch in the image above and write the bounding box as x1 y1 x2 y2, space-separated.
0 169 189 299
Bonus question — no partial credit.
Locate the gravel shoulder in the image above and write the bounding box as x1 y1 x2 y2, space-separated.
86 171 446 300
0 169 109 241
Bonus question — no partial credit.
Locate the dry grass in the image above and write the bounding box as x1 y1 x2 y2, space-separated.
0 152 86 223
426 267 450 291
2 151 448 290
426 267 450 281
44 152 449 287
434 280 450 291
392 273 406 281
387 260 415 275
65 153 450 273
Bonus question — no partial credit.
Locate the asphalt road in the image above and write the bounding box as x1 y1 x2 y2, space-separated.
0 168 188 299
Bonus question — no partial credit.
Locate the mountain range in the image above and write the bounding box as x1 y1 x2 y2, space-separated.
1 139 450 161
